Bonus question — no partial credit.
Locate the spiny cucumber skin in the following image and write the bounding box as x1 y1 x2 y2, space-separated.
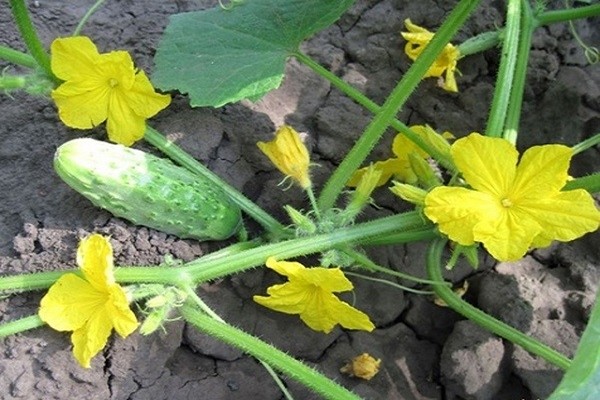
54 138 242 241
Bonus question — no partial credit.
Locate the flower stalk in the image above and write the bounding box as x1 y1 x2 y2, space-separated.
426 238 572 370
180 302 362 400
0 45 37 69
8 0 56 82
484 0 521 141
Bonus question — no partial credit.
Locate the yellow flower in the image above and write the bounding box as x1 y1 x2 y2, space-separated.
253 257 375 334
50 36 171 146
39 234 138 368
424 133 600 261
347 125 451 187
340 353 381 381
401 19 460 92
257 125 311 189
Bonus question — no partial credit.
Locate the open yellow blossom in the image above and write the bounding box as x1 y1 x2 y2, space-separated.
424 133 600 261
257 125 311 189
348 125 452 187
254 257 375 333
39 234 138 368
51 36 171 146
401 19 460 92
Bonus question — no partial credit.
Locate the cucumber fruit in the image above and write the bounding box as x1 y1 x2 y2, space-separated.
54 138 242 240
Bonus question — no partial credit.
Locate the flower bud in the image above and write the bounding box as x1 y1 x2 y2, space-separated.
390 182 427 205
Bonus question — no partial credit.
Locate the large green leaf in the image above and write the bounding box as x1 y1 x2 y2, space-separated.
153 0 354 107
548 290 600 399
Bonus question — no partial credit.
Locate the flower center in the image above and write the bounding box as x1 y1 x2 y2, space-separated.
108 78 119 88
501 198 513 208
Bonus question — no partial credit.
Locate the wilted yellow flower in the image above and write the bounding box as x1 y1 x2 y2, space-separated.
401 19 460 92
51 36 171 146
340 353 382 380
253 257 375 334
348 125 451 187
257 125 311 189
39 234 138 368
424 133 600 261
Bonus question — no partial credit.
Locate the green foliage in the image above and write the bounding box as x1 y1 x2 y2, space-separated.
548 290 600 399
152 0 354 107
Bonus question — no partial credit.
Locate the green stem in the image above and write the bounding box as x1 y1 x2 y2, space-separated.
485 0 521 140
0 74 27 90
536 3 600 26
180 303 361 400
0 213 430 292
457 30 502 57
0 315 44 337
316 0 480 211
293 52 455 172
344 271 434 295
502 1 535 144
144 126 290 239
73 0 107 36
306 186 322 221
182 286 294 400
358 226 437 246
426 238 571 370
181 211 427 283
563 172 600 193
0 45 37 69
343 246 447 286
0 270 72 292
112 212 429 286
9 0 56 82
572 133 600 155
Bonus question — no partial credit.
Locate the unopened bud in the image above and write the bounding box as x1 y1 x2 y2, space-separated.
407 152 442 189
390 182 427 205
284 205 317 235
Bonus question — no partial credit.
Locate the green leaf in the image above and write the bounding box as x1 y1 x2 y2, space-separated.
548 290 600 399
153 0 354 107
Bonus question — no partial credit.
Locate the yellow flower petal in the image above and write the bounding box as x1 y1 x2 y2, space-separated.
71 309 113 368
51 81 110 129
425 186 502 246
254 284 309 315
107 285 140 337
38 274 106 332
78 234 115 291
452 133 517 197
106 91 147 146
392 129 428 158
299 291 374 333
523 190 600 246
257 125 311 188
127 71 173 118
51 36 101 81
265 258 353 292
254 258 374 333
347 158 409 187
510 144 571 200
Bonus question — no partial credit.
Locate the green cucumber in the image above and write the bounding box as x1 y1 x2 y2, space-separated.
54 138 242 240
